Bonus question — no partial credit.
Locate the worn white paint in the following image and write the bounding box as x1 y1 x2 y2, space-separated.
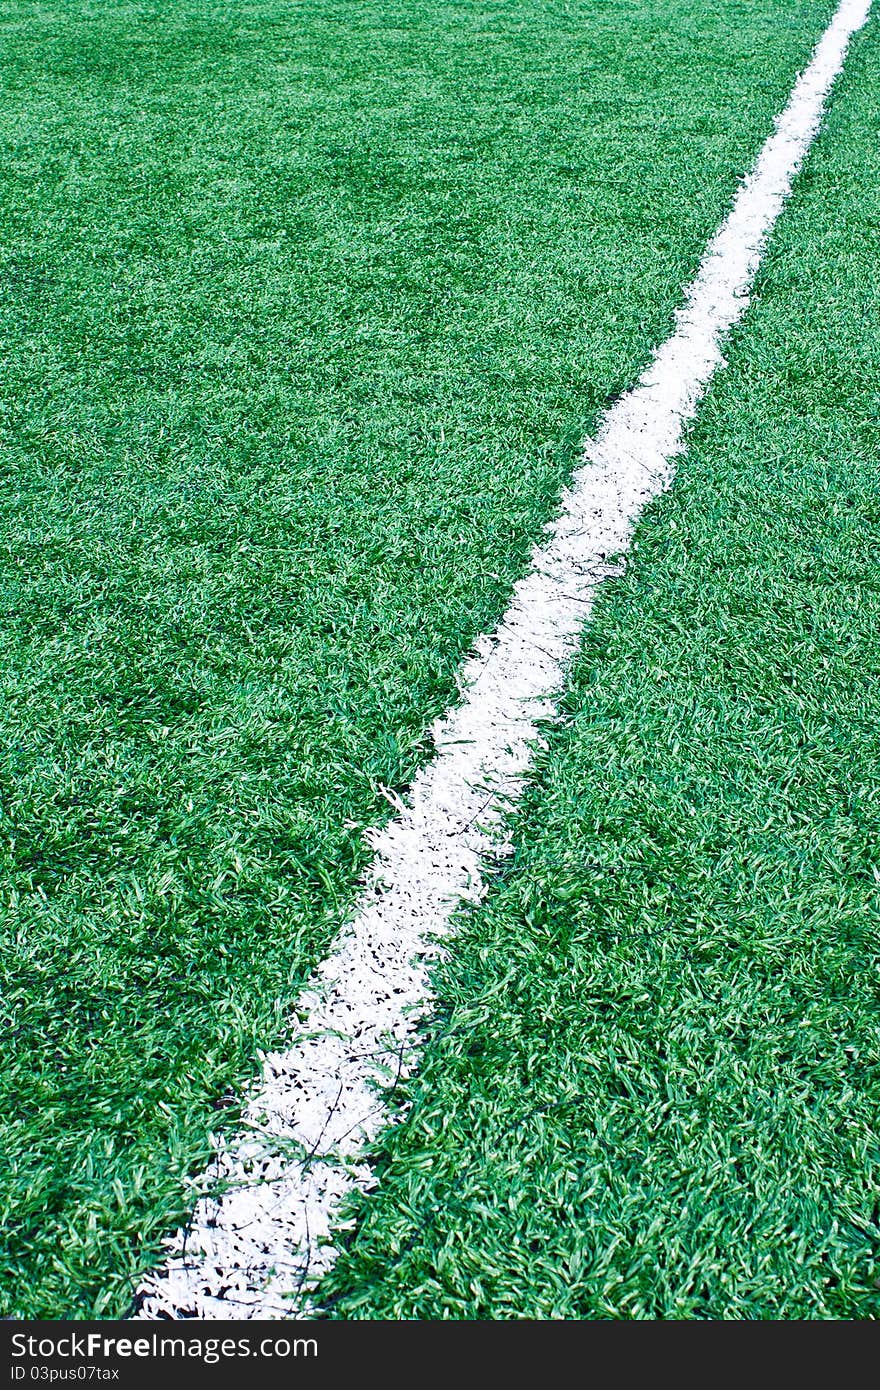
136 0 872 1320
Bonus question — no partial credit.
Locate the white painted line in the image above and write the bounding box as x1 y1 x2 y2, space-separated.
135 0 871 1320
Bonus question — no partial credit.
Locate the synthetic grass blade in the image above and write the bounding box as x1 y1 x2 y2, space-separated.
136 0 872 1319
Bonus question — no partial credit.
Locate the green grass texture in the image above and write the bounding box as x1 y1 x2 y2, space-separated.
0 0 838 1317
319 11 880 1319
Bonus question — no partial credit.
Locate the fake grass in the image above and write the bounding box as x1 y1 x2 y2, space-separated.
319 10 880 1320
0 0 838 1317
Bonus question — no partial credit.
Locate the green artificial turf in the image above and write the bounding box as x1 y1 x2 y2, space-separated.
0 0 840 1317
319 11 880 1320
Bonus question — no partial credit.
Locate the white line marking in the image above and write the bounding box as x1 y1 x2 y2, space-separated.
135 0 871 1320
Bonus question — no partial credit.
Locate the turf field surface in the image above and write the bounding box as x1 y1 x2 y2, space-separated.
138 0 871 1319
0 0 867 1320
318 9 880 1319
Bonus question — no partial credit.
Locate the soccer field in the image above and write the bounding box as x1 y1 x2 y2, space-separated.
2 0 879 1320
